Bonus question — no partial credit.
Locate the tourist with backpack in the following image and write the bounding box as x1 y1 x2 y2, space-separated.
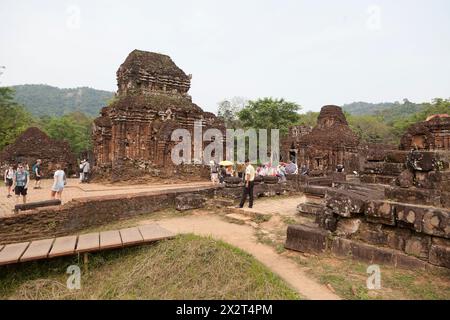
32 159 42 189
4 165 15 198
12 163 30 205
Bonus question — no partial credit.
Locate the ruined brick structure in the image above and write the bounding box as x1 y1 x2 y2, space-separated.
400 114 450 151
359 144 406 185
282 105 360 174
281 125 312 163
0 127 77 177
287 115 450 270
92 50 225 180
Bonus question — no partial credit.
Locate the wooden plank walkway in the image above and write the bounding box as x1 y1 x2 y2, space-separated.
0 224 175 266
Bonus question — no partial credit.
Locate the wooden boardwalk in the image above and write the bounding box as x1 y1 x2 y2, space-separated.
0 224 175 266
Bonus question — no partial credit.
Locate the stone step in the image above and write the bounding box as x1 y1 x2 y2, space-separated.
225 207 271 221
225 213 252 223
297 202 324 216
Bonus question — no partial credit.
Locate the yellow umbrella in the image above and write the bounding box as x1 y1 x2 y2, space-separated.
219 160 234 166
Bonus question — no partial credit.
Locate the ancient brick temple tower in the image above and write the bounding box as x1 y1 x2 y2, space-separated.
400 114 450 151
282 105 360 173
92 50 224 178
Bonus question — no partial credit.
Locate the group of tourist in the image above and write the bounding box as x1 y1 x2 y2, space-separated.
2 159 91 206
210 160 299 185
208 159 346 210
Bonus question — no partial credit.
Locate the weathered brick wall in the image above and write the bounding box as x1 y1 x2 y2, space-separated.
0 186 216 244
297 184 450 269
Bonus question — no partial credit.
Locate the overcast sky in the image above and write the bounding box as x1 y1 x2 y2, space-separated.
1 0 449 113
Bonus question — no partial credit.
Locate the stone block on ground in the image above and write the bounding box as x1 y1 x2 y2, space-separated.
331 237 352 257
382 163 405 176
325 189 368 218
385 150 408 164
307 177 332 187
422 208 450 239
442 192 450 209
366 200 396 226
385 186 441 207
407 151 436 172
404 235 431 260
396 203 450 238
349 241 376 263
396 170 414 188
315 208 338 232
395 253 428 270
336 218 361 237
175 194 206 211
386 228 411 251
356 223 389 246
14 199 61 212
302 186 327 198
285 224 330 254
297 202 324 216
429 243 450 268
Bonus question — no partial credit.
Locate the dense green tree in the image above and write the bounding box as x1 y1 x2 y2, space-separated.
0 87 33 150
41 112 93 155
297 111 319 127
237 98 301 135
389 98 450 137
347 114 396 144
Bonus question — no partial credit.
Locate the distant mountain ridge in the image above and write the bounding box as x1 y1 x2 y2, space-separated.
10 84 115 117
342 100 427 122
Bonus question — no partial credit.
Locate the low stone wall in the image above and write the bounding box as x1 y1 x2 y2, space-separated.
285 225 436 270
288 182 450 269
0 186 216 245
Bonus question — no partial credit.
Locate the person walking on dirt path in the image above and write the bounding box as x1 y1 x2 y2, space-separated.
236 159 255 209
79 159 85 183
51 164 66 200
12 163 30 205
32 159 42 189
4 165 15 198
82 159 90 183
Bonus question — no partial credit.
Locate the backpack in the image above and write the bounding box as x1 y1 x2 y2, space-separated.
32 164 38 176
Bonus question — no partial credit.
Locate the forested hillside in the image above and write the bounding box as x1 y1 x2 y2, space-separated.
10 84 114 117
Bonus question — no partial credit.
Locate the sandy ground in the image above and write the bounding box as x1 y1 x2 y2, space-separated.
0 178 212 217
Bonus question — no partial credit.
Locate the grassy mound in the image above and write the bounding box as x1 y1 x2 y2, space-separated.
0 234 300 300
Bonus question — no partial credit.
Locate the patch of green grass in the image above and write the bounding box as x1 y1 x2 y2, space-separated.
0 234 300 300
251 223 450 300
290 254 450 300
281 217 297 225
252 214 272 224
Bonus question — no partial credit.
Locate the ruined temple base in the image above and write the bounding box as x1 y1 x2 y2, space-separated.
285 224 448 270
92 162 211 184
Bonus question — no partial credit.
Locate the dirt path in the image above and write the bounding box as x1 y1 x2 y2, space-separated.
141 214 340 300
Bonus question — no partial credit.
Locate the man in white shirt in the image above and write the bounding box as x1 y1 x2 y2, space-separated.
237 159 255 209
82 159 90 183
